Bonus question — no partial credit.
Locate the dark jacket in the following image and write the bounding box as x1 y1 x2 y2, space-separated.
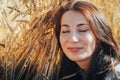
59 64 120 80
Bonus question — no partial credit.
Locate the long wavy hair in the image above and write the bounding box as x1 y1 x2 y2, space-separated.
54 0 120 80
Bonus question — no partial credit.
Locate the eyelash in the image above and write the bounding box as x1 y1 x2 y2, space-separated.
62 29 88 33
62 31 70 33
78 29 88 32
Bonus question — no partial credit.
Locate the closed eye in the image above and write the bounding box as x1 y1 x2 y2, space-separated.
78 29 88 32
62 31 70 33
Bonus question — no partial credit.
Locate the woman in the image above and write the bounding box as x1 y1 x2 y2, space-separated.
53 0 120 80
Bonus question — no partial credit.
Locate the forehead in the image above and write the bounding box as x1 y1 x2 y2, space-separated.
61 10 89 25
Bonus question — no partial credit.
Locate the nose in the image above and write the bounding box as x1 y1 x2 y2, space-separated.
69 33 79 42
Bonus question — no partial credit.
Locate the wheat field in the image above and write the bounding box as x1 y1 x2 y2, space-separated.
0 0 120 80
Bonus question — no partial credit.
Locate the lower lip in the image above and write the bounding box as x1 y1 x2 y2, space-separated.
68 48 81 53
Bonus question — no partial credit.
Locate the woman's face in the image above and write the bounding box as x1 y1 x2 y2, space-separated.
60 10 96 64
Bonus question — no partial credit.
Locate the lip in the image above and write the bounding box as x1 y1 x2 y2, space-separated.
68 47 82 53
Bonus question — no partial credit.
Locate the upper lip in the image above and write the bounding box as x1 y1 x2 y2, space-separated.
68 47 83 49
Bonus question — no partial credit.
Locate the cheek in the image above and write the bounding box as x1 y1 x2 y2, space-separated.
86 33 96 51
59 35 65 47
60 33 68 44
86 34 94 43
59 35 67 53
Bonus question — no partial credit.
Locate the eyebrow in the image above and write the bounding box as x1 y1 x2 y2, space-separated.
61 23 88 28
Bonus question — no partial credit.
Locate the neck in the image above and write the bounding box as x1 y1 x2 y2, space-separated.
76 58 92 72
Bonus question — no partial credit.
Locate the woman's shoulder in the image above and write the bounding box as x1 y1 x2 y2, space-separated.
109 63 120 80
115 63 120 71
114 63 120 78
